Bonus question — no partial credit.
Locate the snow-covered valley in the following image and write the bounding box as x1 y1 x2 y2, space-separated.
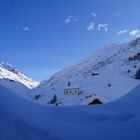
0 37 140 140
0 81 140 140
1 37 140 105
1 0 140 139
33 37 140 105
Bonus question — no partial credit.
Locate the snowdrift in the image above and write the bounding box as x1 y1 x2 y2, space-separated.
0 84 140 140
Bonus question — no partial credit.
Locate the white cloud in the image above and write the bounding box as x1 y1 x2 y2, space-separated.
65 16 72 24
22 26 31 31
87 23 95 31
98 24 109 32
117 30 128 35
117 29 140 37
15 26 31 31
91 12 96 17
65 16 79 24
129 30 140 37
104 27 108 32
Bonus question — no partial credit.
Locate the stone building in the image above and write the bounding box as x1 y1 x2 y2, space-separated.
64 88 82 95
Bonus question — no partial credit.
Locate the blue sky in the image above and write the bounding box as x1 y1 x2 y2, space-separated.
0 0 140 81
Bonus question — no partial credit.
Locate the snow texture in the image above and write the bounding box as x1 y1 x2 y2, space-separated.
0 61 39 89
34 37 140 105
0 83 140 140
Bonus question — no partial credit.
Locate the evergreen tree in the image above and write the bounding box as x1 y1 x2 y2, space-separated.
50 94 57 104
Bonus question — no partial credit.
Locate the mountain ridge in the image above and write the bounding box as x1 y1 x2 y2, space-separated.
0 61 39 89
33 37 140 105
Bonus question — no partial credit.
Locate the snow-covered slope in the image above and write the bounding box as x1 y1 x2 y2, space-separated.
0 85 55 140
0 80 140 140
34 37 140 105
0 61 39 89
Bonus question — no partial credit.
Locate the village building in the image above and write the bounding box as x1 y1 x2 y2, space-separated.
64 82 82 95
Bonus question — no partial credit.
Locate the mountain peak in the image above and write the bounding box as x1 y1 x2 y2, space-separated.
0 61 39 89
0 61 19 74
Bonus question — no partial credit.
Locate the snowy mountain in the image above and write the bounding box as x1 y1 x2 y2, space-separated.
0 61 39 96
0 79 140 140
34 37 140 105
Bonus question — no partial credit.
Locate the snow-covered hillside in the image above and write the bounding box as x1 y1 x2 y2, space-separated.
0 80 140 140
0 61 39 99
0 61 39 89
34 37 140 105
